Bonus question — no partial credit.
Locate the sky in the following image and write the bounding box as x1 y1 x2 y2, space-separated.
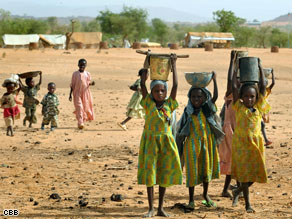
0 0 291 22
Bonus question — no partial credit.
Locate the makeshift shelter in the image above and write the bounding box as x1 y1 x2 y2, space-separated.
2 34 39 48
184 32 234 48
140 42 161 48
39 34 66 49
68 32 102 49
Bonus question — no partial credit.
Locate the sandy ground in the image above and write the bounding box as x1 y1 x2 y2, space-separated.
0 47 291 219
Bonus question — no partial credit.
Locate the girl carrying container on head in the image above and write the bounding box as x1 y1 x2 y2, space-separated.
138 55 182 217
176 71 224 210
219 50 241 198
231 58 270 213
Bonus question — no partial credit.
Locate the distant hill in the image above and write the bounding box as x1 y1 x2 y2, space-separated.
12 15 95 25
262 13 292 29
10 5 211 24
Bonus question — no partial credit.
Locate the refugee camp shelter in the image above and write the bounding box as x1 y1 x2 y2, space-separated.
68 32 102 49
140 42 161 48
39 34 66 49
184 32 235 48
2 34 39 48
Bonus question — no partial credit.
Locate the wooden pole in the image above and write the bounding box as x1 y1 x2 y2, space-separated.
136 50 189 58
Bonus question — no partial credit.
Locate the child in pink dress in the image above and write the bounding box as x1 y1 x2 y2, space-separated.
69 59 95 129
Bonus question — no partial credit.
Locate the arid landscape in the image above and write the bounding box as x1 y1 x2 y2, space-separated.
0 47 291 218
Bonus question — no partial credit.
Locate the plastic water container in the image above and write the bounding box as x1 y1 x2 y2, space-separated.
150 56 170 81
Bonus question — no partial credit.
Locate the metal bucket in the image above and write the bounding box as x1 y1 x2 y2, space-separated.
150 56 170 81
239 57 259 83
236 51 248 77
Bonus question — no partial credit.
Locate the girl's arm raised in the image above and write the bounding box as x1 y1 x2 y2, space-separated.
211 71 218 103
140 69 148 98
170 54 178 100
258 58 266 96
38 71 42 86
232 61 240 103
226 50 236 96
269 68 275 90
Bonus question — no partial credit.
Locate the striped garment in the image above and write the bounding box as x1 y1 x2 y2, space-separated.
184 110 220 187
138 94 182 187
232 94 270 183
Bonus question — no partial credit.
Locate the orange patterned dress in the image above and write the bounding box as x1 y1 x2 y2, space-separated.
231 95 270 183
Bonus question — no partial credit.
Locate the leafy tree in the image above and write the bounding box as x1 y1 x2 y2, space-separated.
151 18 169 46
255 26 271 48
83 20 101 32
213 9 245 32
233 26 256 47
270 28 288 47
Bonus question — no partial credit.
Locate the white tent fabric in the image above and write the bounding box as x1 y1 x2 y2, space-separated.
40 34 66 49
2 34 39 46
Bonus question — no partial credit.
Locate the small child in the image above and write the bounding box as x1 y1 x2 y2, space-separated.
69 59 95 129
176 72 224 209
19 72 42 128
138 55 182 217
1 76 21 136
117 69 147 131
41 82 59 131
261 69 275 146
231 59 270 213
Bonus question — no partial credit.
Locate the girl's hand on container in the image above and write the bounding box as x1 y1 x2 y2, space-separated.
170 53 177 66
212 71 217 80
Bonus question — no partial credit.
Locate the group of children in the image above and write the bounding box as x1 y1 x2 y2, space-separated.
1 58 94 135
129 51 274 217
1 52 274 216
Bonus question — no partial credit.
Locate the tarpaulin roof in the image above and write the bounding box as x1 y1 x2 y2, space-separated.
2 34 39 46
39 34 66 46
70 32 102 45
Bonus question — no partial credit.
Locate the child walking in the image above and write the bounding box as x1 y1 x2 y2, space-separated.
1 75 21 136
117 69 147 131
261 69 275 146
176 72 224 209
19 72 42 128
41 82 59 131
138 55 182 217
69 59 95 129
231 59 270 213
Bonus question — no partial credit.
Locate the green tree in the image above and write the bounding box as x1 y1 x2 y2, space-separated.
213 9 245 32
270 28 288 47
151 18 169 46
233 26 256 47
255 26 271 48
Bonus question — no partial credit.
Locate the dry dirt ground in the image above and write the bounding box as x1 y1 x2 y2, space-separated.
0 47 291 219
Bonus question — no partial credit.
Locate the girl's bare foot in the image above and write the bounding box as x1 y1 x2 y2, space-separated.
232 189 240 207
157 208 170 217
246 206 255 213
143 209 155 218
222 190 232 199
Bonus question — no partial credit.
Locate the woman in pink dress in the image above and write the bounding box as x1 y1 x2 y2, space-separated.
69 59 95 129
219 51 239 198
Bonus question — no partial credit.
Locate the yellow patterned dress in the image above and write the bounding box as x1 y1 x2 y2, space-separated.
231 95 271 183
138 94 182 187
184 110 220 187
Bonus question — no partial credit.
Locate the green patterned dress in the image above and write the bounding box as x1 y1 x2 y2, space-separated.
138 94 182 187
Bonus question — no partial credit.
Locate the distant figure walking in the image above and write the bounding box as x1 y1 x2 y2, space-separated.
69 59 95 129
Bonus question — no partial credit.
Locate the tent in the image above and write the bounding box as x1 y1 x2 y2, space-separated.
140 42 161 48
184 32 234 48
39 34 66 49
68 32 102 49
2 34 39 48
